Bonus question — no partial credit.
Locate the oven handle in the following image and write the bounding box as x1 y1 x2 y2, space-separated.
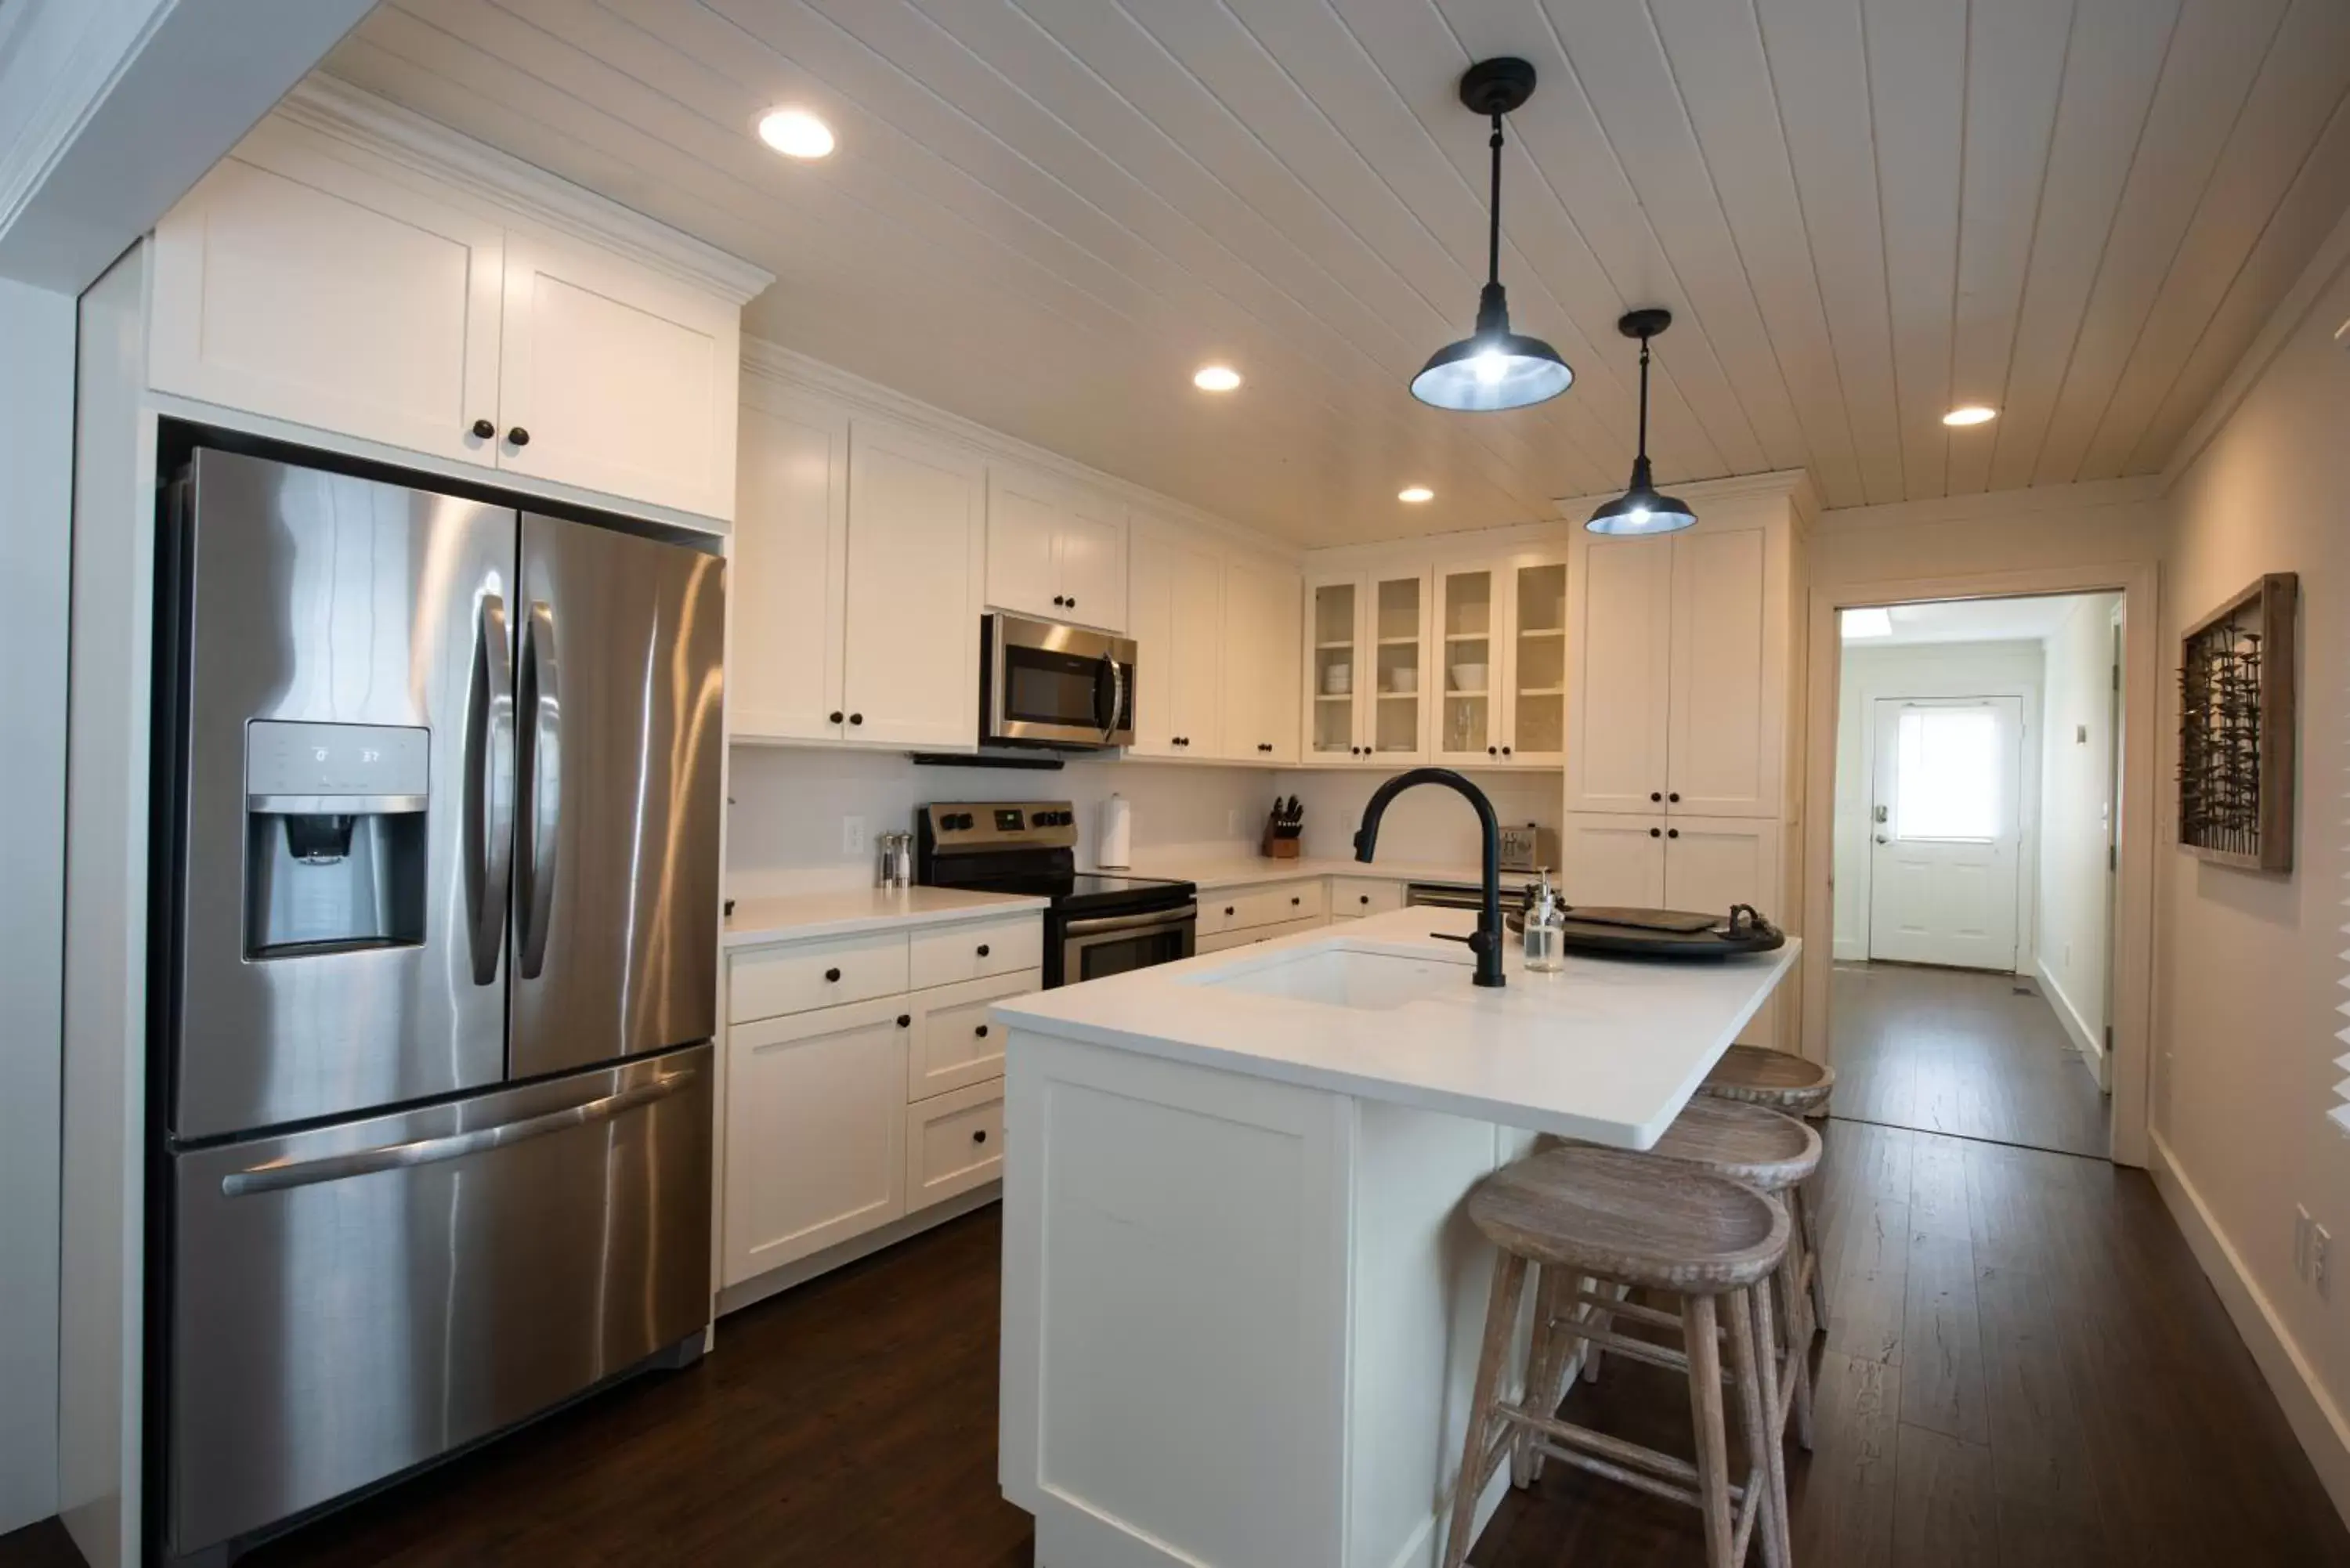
1061 902 1197 939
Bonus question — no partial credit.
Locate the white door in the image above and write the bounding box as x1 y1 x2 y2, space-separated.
1868 696 2025 970
1566 538 1673 810
1663 816 1784 1046
730 396 848 741
497 233 739 518
150 147 505 466
841 420 987 748
1668 527 1773 815
1558 815 1668 908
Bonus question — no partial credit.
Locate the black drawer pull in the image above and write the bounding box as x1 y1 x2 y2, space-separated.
1224 906 1235 916
470 418 496 439
896 1013 910 1028
975 1024 990 1039
1668 828 1680 839
972 1129 989 1145
1359 894 1370 905
830 710 844 724
1290 896 1300 905
824 967 841 981
976 943 990 958
1649 828 1661 839
506 425 530 447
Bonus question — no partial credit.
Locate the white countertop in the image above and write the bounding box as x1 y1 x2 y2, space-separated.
993 906 1799 1147
1101 853 1548 893
725 886 1047 947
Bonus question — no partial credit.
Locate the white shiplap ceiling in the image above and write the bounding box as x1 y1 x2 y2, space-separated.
320 0 2350 546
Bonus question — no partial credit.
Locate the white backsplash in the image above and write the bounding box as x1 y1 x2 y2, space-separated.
1268 767 1564 867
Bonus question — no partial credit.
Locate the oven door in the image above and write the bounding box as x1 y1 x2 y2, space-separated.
985 613 1136 748
1054 905 1196 987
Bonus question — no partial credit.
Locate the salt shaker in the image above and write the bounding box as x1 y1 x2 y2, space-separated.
1522 869 1566 973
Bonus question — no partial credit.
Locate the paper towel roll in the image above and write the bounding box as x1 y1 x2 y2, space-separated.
1097 792 1133 870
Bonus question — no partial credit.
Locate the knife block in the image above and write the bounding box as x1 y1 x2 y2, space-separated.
1260 827 1302 859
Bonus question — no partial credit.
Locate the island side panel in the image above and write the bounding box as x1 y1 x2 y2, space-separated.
1001 1028 1355 1568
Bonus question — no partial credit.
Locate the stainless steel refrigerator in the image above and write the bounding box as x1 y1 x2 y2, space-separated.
151 448 725 1564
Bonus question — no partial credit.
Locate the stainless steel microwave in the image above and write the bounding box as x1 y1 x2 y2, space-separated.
982 613 1136 749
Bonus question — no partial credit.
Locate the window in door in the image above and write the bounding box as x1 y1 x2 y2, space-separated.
1893 706 2003 841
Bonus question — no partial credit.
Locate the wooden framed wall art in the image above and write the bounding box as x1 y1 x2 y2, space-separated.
2177 572 2298 873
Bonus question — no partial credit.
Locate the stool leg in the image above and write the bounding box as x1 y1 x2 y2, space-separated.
1513 1264 1567 1488
1776 1252 1817 1451
1747 1281 1795 1568
1444 1249 1528 1568
1581 1277 1615 1385
1683 1292 1737 1568
1798 1181 1830 1330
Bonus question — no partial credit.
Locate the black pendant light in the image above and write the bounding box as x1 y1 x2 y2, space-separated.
1410 58 1572 413
1586 308 1697 535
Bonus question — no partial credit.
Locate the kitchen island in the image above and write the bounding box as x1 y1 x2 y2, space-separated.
993 905 1799 1568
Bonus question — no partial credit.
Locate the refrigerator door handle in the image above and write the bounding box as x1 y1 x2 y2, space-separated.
517 598 562 979
465 593 516 985
218 1067 700 1198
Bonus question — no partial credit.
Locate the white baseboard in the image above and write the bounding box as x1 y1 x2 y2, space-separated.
2034 957 2108 1089
1833 937 1867 963
2148 1131 2350 1530
714 1183 1000 1318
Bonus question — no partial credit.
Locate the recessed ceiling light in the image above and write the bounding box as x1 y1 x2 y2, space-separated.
1192 364 1242 392
1397 486 1435 504
757 107 834 159
1841 607 1894 640
1942 404 1997 427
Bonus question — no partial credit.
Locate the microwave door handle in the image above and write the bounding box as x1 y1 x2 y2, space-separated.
516 599 562 980
465 593 515 985
1097 655 1126 741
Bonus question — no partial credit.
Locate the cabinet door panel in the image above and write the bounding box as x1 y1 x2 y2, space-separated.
1056 494 1128 631
1566 540 1673 811
497 234 737 518
986 470 1064 622
731 396 848 740
1661 816 1782 1045
1506 555 1568 764
1669 529 1773 815
909 972 1033 1100
1435 565 1500 764
1306 579 1362 760
1220 562 1299 763
1558 815 1668 908
905 1079 1006 1211
843 421 986 747
150 150 503 464
1170 541 1226 757
724 1000 909 1284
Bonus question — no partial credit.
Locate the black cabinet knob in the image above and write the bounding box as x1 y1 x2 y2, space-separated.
896 1013 910 1028
977 943 990 957
1067 598 1076 609
1053 595 1065 606
825 967 841 981
975 1024 990 1039
848 713 864 725
1649 828 1661 839
1224 906 1235 916
1650 791 1663 803
1488 746 1499 756
506 426 530 447
972 1129 989 1145
1359 894 1370 905
1502 746 1513 757
1668 829 1680 839
829 710 844 724
1290 896 1300 906
470 418 496 439
1668 792 1680 803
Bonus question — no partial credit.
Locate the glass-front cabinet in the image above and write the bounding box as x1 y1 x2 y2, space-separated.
1434 551 1567 766
1306 570 1428 763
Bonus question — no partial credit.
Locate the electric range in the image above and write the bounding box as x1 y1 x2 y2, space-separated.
916 800 1196 987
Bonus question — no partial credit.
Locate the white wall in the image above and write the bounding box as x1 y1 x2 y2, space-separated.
1270 766 1564 869
2037 594 2122 1075
0 274 70 1531
1831 641 2045 965
2156 239 2350 1519
725 749 1275 894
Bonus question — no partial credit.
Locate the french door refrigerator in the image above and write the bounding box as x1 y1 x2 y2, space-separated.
151 448 725 1565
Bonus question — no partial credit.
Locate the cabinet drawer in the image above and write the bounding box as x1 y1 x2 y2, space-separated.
1195 913 1328 955
909 914 1043 991
1328 878 1405 919
905 1078 1004 1212
729 932 909 1024
909 970 1036 1101
1199 879 1326 935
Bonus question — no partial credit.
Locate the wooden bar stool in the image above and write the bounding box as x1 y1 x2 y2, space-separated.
1700 1046 1835 1329
1445 1146 1791 1568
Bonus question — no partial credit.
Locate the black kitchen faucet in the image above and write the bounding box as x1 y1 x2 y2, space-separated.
1352 767 1506 988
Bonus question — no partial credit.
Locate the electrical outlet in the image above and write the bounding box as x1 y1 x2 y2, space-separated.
2316 1224 2334 1299
842 814 868 858
2297 1206 2315 1280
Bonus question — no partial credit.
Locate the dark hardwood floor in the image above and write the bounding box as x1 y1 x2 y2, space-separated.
6 1122 2344 1567
1831 961 2110 1157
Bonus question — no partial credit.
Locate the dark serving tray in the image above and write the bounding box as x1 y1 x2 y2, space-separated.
1505 903 1785 960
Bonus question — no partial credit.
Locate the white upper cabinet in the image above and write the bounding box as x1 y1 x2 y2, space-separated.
146 85 766 522
842 420 987 749
1220 559 1302 764
1306 570 1429 764
1506 555 1569 765
985 464 1129 632
1127 528 1224 759
494 235 739 518
150 139 504 469
1424 551 1565 768
730 393 849 742
1567 516 1791 818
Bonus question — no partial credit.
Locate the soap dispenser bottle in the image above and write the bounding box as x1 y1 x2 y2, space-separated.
1522 870 1567 974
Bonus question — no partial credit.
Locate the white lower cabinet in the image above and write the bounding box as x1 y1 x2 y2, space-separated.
1329 877 1408 919
722 914 1040 1292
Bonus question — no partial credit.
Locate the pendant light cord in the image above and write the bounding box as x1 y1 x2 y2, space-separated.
1637 334 1651 457
1486 116 1504 287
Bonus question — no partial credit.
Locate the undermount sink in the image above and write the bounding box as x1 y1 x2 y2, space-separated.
1188 945 1470 1010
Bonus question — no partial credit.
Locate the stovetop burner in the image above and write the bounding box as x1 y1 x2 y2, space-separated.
914 800 1195 919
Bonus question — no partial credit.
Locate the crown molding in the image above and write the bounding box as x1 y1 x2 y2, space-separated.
0 0 158 240
1814 475 2166 534
280 74 772 305
739 337 1300 566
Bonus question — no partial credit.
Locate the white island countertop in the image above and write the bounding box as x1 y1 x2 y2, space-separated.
725 886 1047 947
1101 852 1547 893
994 905 1798 1147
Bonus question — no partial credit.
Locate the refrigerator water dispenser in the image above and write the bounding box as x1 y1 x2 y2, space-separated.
244 719 429 958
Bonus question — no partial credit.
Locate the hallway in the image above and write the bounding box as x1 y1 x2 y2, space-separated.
1831 961 2110 1158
